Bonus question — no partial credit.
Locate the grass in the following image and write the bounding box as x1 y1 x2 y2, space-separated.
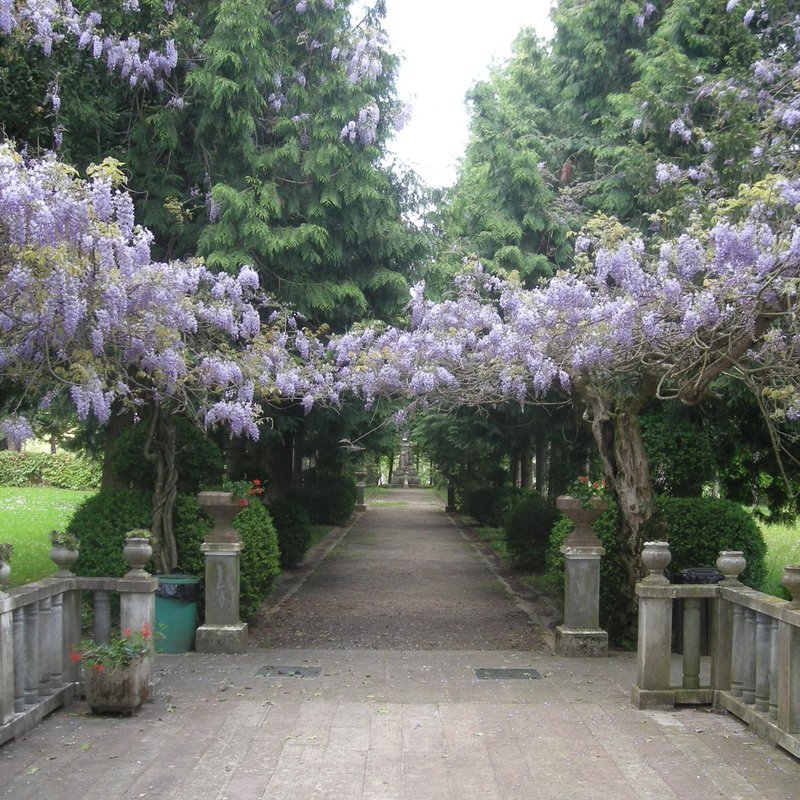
472 525 510 561
0 487 95 587
307 524 333 551
759 519 800 598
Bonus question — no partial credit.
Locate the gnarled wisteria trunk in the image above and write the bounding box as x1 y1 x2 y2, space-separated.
578 378 661 639
144 404 179 574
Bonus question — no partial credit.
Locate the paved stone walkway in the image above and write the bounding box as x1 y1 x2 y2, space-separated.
2 488 799 799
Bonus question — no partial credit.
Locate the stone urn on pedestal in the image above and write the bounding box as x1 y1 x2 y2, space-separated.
0 542 12 589
49 530 81 577
782 565 800 607
195 491 249 653
555 495 609 657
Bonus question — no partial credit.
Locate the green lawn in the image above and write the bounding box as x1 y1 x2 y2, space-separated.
760 519 800 598
0 487 95 587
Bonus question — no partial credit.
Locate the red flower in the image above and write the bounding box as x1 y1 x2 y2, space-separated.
140 622 152 640
69 650 82 664
122 627 132 638
252 479 261 486
239 497 247 506
578 476 589 484
92 663 105 673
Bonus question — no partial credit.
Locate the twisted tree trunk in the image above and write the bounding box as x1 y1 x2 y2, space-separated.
144 403 178 574
576 377 664 640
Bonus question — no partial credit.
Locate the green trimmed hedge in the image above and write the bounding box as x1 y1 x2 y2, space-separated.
67 491 281 622
502 492 559 571
268 497 312 569
545 496 768 643
233 501 281 620
0 451 101 490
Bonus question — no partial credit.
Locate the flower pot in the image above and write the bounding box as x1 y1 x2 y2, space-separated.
197 491 245 542
557 496 607 546
50 545 79 577
84 657 151 716
123 537 153 577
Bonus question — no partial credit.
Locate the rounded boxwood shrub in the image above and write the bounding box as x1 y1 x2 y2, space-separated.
461 483 514 527
268 497 312 569
545 496 768 644
503 492 560 571
69 489 152 577
233 501 281 621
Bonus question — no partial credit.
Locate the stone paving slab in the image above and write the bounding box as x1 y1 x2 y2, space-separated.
3 489 800 798
2 647 799 799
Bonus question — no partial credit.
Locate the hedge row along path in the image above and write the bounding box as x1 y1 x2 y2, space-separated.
251 487 550 651
3 488 800 799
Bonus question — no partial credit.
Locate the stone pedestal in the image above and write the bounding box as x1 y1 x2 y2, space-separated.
196 541 248 653
555 496 608 657
556 545 608 657
445 485 457 513
354 470 367 513
195 492 249 654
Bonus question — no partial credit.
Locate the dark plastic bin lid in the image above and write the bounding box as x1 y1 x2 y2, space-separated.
674 567 724 585
156 573 201 601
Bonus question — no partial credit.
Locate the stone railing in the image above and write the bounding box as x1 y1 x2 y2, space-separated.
633 544 800 759
0 547 156 746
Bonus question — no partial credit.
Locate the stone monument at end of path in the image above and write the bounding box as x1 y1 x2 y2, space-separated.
390 435 421 487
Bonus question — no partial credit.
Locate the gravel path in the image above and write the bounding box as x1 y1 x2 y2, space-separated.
251 488 548 651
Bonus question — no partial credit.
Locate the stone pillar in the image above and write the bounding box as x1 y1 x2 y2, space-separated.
445 484 457 513
730 604 745 697
195 492 248 654
354 469 367 513
555 496 608 657
632 542 673 708
711 550 746 693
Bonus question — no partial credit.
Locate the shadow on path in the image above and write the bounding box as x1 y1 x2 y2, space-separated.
251 488 547 651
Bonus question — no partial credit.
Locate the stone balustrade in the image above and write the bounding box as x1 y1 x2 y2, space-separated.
0 549 157 746
633 546 800 759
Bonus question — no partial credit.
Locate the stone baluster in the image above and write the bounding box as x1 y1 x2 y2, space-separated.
730 604 745 697
62 588 82 684
742 607 757 704
37 597 52 698
93 590 111 644
769 618 779 720
23 603 39 705
49 593 64 688
755 612 771 712
0 610 13 724
682 597 702 690
13 608 25 713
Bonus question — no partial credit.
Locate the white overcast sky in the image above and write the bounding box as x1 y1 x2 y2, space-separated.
378 1 556 188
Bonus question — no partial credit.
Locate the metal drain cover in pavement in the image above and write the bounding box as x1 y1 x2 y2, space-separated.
255 666 322 678
475 668 543 680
